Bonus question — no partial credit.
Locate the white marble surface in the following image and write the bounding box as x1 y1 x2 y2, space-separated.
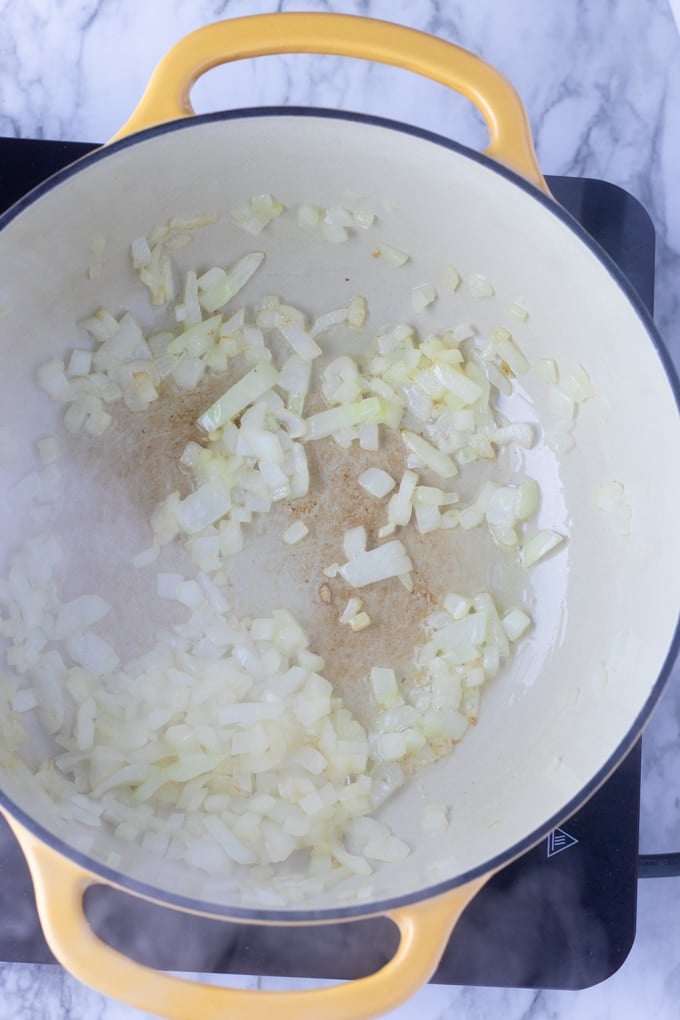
1 0 680 1018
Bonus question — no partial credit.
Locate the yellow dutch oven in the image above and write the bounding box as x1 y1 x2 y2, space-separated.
0 14 679 1020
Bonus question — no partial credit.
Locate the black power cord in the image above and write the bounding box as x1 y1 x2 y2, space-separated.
638 853 680 879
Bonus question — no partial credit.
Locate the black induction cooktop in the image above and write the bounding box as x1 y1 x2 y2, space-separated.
0 136 655 990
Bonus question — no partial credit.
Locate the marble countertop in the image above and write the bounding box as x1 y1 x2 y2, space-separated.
1 1 680 1017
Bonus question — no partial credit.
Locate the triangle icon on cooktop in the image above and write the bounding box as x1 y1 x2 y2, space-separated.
546 827 579 858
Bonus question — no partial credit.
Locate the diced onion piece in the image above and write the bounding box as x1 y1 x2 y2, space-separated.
562 365 596 403
537 358 558 385
415 502 441 534
510 300 529 321
131 236 152 269
387 469 418 527
167 315 222 356
374 243 409 267
199 253 265 313
443 592 471 619
67 349 92 377
401 431 458 479
198 363 280 432
297 203 322 230
38 360 72 400
175 480 231 534
348 296 367 328
502 608 532 641
305 397 381 441
432 364 484 405
132 545 160 568
340 597 364 624
358 468 395 499
339 541 413 588
230 193 284 235
310 307 347 338
352 209 375 229
417 486 456 507
80 308 119 344
282 521 309 545
412 283 437 312
278 317 322 361
468 273 494 298
66 632 119 676
359 423 379 451
348 611 372 632
443 265 461 292
522 530 565 567
482 360 513 396
515 480 539 520
458 506 484 530
452 323 476 342
343 526 367 560
370 667 402 707
321 222 349 244
492 329 529 374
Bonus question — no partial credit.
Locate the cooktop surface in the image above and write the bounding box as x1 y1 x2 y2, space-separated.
0 136 655 990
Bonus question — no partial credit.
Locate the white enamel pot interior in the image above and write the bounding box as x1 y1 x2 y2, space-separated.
0 110 678 919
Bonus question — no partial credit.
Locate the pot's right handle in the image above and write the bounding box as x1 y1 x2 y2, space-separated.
8 812 489 1020
111 12 550 195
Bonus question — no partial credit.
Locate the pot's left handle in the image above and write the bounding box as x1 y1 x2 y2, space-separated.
7 813 488 1020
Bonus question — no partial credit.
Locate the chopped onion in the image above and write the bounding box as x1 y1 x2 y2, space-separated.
347 296 367 328
387 469 418 527
343 526 367 560
491 329 529 375
468 273 494 298
412 283 437 312
340 597 364 624
443 265 461 292
282 521 308 545
278 316 322 361
305 397 381 441
537 358 558 385
510 300 529 321
339 541 413 588
14 196 555 905
199 253 265 313
198 363 280 432
230 193 284 235
373 243 409 267
401 431 458 479
348 611 371 632
502 608 532 641
358 468 395 499
522 530 565 567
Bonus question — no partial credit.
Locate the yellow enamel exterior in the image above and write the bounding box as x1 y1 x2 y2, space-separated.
5 810 489 1020
110 12 550 194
